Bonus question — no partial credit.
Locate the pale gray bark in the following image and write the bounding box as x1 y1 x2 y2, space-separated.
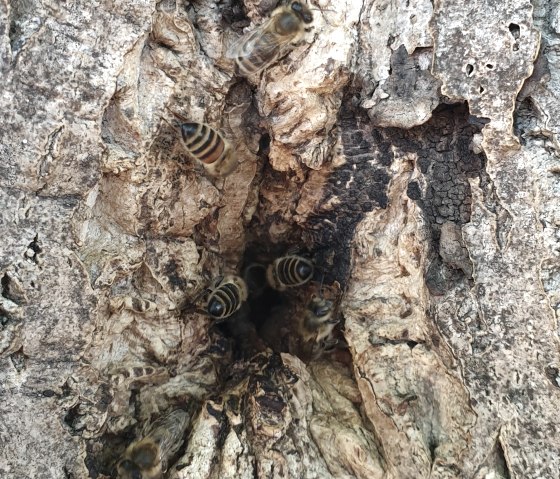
1 0 559 478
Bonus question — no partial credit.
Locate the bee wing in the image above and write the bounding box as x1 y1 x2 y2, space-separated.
144 410 190 468
226 21 295 73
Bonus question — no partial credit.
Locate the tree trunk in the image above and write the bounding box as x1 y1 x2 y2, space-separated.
1 0 558 478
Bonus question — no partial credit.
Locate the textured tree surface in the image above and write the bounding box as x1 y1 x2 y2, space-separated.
1 0 559 478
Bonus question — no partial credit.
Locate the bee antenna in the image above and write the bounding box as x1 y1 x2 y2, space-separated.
160 115 175 129
165 106 189 123
309 7 335 26
318 272 325 297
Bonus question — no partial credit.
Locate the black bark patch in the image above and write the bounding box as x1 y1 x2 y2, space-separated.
306 99 485 293
404 103 484 241
304 89 393 286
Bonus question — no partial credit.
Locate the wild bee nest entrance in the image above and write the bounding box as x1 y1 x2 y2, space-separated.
213 242 348 364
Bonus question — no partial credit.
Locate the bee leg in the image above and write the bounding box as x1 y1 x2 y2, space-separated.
165 106 190 123
190 287 210 304
322 337 339 353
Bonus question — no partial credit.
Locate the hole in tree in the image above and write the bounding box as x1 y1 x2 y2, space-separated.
466 64 474 76
1 274 10 300
479 86 485 93
407 340 419 350
486 64 494 70
428 436 438 462
213 240 349 364
508 23 520 39
216 243 297 359
257 133 271 157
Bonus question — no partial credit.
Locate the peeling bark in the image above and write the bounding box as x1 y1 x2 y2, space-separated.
1 0 559 478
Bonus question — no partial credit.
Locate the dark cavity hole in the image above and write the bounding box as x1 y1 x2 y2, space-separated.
63 404 84 435
28 234 42 254
466 64 474 76
213 244 287 358
428 437 438 462
1 274 10 299
240 246 285 333
479 86 485 93
486 64 494 70
257 133 271 157
508 23 520 39
406 181 422 201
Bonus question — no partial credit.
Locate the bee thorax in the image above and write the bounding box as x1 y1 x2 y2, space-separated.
276 12 301 35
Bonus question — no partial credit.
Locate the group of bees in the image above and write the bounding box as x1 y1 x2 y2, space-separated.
166 0 314 180
115 2 325 478
116 254 340 479
203 252 340 357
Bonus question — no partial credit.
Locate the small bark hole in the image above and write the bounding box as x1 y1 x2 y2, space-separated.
257 133 271 156
466 64 474 76
1 274 10 300
508 23 520 39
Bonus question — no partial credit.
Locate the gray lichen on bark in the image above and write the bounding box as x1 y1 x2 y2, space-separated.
1 0 560 478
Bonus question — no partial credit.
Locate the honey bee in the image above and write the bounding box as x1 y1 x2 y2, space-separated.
204 275 248 321
266 254 314 291
305 334 339 361
227 1 314 76
259 295 338 361
117 409 189 479
165 112 238 177
300 296 338 343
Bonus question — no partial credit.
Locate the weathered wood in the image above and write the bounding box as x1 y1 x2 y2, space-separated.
1 0 559 478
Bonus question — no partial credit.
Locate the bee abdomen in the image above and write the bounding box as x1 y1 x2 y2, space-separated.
207 282 244 319
180 122 227 166
236 55 265 76
268 255 314 290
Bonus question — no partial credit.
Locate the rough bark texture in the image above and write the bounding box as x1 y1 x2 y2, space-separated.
1 0 559 478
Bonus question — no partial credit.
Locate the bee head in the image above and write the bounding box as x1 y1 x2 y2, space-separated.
208 298 225 318
310 297 333 317
291 2 313 24
130 442 159 469
117 459 143 479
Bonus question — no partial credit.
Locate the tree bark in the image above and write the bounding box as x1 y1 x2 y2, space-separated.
1 0 559 478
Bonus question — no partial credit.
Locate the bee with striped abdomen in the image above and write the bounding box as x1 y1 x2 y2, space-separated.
204 275 248 321
178 122 238 177
266 254 314 291
227 1 314 77
164 111 238 178
117 409 189 479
